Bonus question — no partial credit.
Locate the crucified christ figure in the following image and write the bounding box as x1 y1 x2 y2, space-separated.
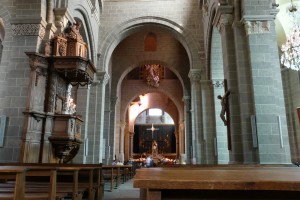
217 90 231 126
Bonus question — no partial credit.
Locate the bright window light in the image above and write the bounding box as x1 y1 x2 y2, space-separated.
149 108 162 116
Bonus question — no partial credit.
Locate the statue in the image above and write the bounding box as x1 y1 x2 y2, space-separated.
152 140 158 157
217 90 231 126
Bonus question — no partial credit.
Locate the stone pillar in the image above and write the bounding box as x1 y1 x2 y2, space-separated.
201 80 217 164
242 10 291 163
124 123 130 160
179 121 185 156
175 123 179 158
182 96 192 164
75 85 91 164
108 96 118 164
213 5 243 163
189 69 204 164
119 122 126 163
94 71 109 163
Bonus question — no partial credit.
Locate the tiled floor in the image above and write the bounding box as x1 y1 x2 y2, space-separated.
103 179 140 200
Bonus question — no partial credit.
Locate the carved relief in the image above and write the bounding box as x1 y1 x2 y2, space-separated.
47 74 57 113
12 24 45 38
212 80 225 88
65 22 84 42
56 76 66 97
244 21 270 35
53 35 67 56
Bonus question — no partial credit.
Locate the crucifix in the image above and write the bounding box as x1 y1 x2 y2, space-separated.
217 79 232 150
146 123 159 139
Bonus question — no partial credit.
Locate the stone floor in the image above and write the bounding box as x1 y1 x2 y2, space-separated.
103 179 140 200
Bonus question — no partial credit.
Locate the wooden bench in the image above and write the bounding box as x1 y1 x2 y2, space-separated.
102 165 133 192
102 165 120 192
0 166 27 200
133 166 300 200
0 163 103 200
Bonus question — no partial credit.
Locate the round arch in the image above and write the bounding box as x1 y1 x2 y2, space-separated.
99 16 202 72
121 88 183 130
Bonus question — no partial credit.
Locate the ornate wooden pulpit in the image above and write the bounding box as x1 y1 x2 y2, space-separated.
23 22 96 163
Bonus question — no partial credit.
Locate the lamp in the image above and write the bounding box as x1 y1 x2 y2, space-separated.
281 0 300 71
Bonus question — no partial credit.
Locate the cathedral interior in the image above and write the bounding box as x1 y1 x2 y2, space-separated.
0 0 299 167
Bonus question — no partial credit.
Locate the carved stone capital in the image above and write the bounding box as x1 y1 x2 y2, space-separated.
96 71 110 85
182 96 191 108
110 97 118 107
244 21 270 35
119 121 126 130
212 5 234 33
188 69 202 84
219 14 234 32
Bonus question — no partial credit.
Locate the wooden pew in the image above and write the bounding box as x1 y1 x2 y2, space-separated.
0 163 103 200
102 165 120 192
102 165 133 192
134 166 300 200
0 166 27 200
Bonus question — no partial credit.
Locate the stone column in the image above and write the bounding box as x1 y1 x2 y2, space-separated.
242 11 291 163
76 85 90 164
175 123 179 158
108 96 118 164
189 69 204 164
94 71 109 163
179 121 185 156
182 96 192 164
201 80 217 164
213 5 243 163
119 122 126 163
124 124 130 160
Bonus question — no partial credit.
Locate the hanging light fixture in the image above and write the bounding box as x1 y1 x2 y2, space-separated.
281 0 300 71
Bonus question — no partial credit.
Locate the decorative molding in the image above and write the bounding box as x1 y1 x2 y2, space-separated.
25 52 48 87
212 80 225 88
244 21 270 35
11 23 45 38
26 52 48 71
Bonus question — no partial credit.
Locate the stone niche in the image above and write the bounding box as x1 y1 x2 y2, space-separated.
23 22 96 163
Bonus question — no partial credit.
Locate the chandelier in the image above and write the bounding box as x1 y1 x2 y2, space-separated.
280 0 300 71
